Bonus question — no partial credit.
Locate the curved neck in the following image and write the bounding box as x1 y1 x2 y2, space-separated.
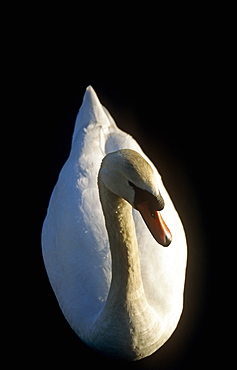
98 178 145 304
88 177 161 359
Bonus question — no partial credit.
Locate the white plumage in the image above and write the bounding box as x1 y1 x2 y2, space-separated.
42 86 187 360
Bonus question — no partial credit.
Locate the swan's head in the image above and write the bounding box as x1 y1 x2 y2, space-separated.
99 149 172 247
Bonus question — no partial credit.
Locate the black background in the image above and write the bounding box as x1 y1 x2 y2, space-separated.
10 11 231 370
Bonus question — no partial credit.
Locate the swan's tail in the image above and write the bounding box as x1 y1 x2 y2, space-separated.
72 86 116 145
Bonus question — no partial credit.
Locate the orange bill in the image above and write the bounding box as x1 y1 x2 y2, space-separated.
136 201 172 247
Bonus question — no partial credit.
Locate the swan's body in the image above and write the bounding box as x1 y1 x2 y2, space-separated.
42 86 187 361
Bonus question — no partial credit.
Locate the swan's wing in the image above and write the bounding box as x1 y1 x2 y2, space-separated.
42 87 141 332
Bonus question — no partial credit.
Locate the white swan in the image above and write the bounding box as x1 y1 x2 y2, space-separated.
42 86 187 361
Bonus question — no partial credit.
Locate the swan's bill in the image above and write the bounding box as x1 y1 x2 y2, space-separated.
136 201 172 247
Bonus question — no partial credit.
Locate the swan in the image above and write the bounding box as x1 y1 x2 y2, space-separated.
42 86 187 361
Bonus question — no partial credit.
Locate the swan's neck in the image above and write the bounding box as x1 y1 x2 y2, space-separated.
89 178 161 360
99 178 144 306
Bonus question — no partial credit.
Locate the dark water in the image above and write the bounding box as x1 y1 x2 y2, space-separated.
23 65 222 369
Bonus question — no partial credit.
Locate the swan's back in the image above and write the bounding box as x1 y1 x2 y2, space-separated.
42 86 187 340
